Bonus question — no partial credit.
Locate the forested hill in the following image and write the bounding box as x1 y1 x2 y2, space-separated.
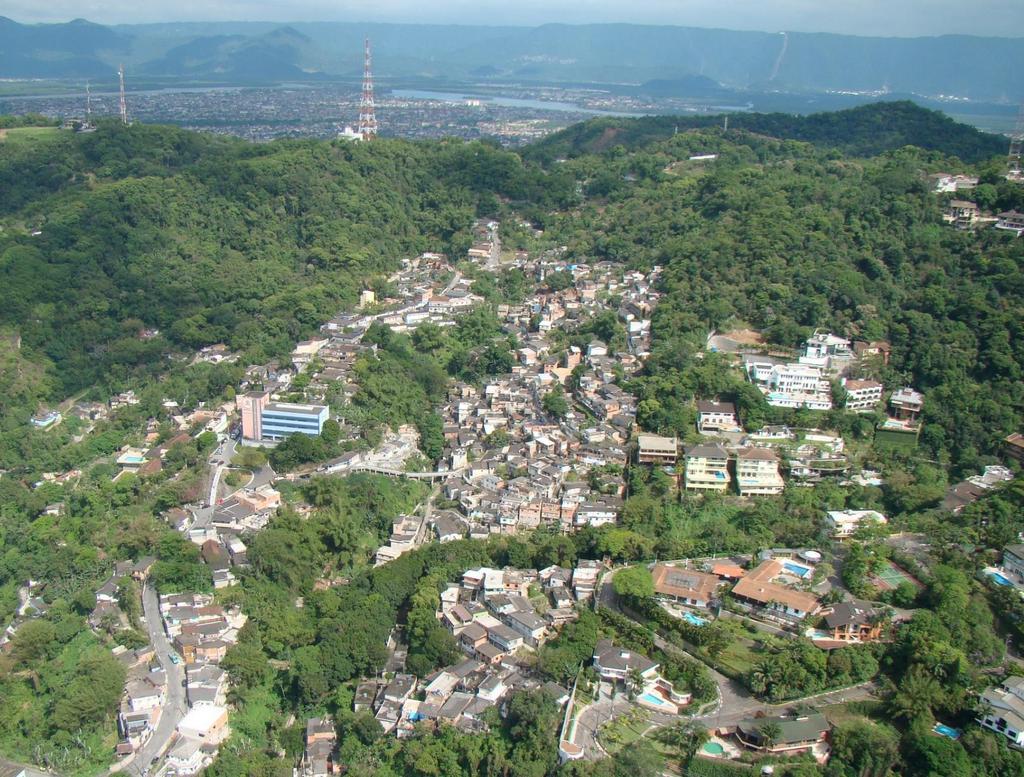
0 121 573 399
523 101 1008 165
2 106 1023 474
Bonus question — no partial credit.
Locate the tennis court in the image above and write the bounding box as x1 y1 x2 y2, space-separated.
872 561 922 591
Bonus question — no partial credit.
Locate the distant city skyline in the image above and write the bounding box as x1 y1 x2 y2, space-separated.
4 0 1024 39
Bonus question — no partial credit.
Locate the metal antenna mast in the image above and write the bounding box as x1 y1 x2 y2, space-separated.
86 81 91 117
357 38 378 139
118 64 128 125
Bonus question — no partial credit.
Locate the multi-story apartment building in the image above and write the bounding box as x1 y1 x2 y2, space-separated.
637 433 679 465
696 400 740 433
683 444 731 492
734 447 784 496
842 379 884 411
241 389 329 441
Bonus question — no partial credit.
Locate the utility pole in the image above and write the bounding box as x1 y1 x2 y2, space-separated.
357 38 378 139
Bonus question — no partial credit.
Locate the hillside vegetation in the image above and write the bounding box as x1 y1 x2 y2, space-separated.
0 120 573 402
524 101 1008 165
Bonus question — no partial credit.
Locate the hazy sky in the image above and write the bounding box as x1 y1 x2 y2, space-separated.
5 0 1024 38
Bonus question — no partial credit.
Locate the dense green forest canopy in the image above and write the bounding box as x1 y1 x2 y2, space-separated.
0 119 575 402
523 101 1008 165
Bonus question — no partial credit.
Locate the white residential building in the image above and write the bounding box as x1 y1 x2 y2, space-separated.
696 400 740 433
979 677 1024 748
735 447 784 496
750 363 833 410
842 379 884 411
826 509 888 538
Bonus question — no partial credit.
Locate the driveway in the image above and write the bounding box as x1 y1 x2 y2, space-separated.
127 584 187 776
575 696 633 759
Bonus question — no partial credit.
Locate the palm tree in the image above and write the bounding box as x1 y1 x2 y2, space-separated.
657 721 710 764
757 720 783 751
888 666 940 724
627 667 645 699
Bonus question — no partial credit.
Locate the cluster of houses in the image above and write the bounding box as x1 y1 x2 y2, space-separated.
184 484 280 587
342 563 594 744
941 200 1024 236
651 541 890 639
929 170 1024 234
418 262 664 536
744 331 894 412
156 591 243 774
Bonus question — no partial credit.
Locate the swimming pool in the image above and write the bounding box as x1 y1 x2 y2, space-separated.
933 723 961 740
988 571 1013 587
783 561 812 579
702 742 725 755
682 612 708 626
639 692 672 708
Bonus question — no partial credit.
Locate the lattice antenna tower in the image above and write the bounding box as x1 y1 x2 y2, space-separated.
118 64 128 125
1009 103 1024 181
357 38 378 139
86 81 91 117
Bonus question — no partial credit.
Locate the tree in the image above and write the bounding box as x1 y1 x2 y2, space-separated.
320 419 342 445
658 721 709 765
828 720 899 777
757 720 783 751
415 413 444 462
889 665 941 724
612 739 664 777
612 566 655 601
542 387 570 420
222 642 272 692
10 619 57 665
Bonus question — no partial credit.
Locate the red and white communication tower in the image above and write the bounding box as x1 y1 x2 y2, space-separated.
357 38 378 139
118 63 128 125
1008 103 1024 182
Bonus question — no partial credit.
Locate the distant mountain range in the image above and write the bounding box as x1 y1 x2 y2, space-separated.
2 17 1023 102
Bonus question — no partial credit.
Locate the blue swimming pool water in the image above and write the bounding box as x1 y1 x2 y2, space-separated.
683 612 708 626
640 693 671 707
988 571 1013 587
783 562 812 578
933 723 961 740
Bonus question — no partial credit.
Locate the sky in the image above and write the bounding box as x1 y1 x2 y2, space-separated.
4 0 1024 37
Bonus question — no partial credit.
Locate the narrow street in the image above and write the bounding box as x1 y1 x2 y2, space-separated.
127 584 187 776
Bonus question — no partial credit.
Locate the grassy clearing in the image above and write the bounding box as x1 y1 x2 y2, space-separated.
598 707 652 755
0 126 61 145
819 698 887 726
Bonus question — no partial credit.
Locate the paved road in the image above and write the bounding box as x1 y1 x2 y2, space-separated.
486 224 500 270
575 697 633 759
128 584 187 776
191 439 276 530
